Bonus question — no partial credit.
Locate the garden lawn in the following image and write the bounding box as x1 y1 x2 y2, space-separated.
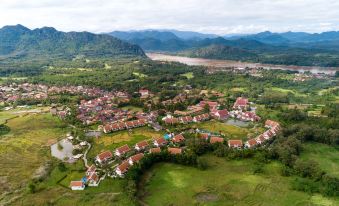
196 121 264 140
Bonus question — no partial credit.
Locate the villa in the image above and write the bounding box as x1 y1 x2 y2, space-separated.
115 144 131 157
228 140 243 149
96 151 113 164
70 181 85 190
135 140 149 151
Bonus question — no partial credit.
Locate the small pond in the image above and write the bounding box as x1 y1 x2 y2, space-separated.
51 139 76 163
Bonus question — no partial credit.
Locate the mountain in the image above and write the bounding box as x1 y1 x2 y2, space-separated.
227 31 339 45
108 29 218 41
181 44 258 61
0 24 146 60
161 29 219 40
225 31 290 45
108 30 180 41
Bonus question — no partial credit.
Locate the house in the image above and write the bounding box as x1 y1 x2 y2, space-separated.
255 134 266 144
128 153 144 165
200 133 209 140
265 120 280 128
210 109 229 120
139 89 150 98
96 151 113 164
245 138 257 148
149 147 161 153
199 101 219 110
115 161 130 177
263 130 274 139
86 165 96 177
193 113 210 122
168 147 182 155
115 145 131 157
233 97 249 110
180 116 193 124
70 181 85 190
270 125 281 135
228 140 243 149
210 136 224 144
164 117 179 125
135 140 149 151
153 137 168 147
172 134 185 143
87 171 99 186
103 124 112 133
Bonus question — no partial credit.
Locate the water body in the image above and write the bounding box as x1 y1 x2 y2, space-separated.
147 53 338 74
51 139 75 163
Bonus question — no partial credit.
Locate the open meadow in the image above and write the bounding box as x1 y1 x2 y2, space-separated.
139 155 339 206
0 113 67 205
300 143 339 178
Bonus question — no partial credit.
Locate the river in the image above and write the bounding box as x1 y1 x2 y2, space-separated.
147 53 339 74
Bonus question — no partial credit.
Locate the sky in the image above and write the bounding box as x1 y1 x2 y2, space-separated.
1 0 339 35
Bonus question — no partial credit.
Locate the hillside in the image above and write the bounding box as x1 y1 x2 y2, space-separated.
0 25 146 61
181 44 258 61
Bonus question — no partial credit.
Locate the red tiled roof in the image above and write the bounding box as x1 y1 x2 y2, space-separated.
149 147 161 153
200 133 209 140
228 140 243 147
265 120 279 128
247 138 257 147
234 97 248 106
154 137 167 145
97 151 113 161
168 147 182 154
210 136 224 144
136 140 149 149
117 161 130 173
172 134 185 143
116 144 131 154
70 181 84 187
129 153 144 163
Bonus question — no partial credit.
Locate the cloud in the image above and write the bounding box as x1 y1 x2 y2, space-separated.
1 0 339 34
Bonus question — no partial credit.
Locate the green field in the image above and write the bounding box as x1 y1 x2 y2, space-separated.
196 121 264 140
87 127 162 161
140 155 339 206
0 113 67 205
121 105 143 112
180 72 194 79
300 143 339 178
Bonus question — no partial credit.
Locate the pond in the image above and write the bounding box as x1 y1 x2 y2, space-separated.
225 119 250 127
51 139 76 163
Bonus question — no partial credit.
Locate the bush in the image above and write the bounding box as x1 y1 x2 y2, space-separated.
197 157 209 170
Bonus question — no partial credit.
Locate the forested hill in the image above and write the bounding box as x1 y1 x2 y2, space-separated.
0 24 146 61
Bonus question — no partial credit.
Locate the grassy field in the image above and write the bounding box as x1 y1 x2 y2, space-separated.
180 72 194 79
196 121 264 140
87 127 164 164
0 113 67 205
1 113 149 205
120 105 143 112
300 143 339 178
140 155 339 206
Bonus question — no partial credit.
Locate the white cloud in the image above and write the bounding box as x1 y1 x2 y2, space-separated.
1 0 339 34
